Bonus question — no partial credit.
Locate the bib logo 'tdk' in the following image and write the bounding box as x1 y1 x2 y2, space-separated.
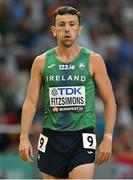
49 86 86 112
51 87 82 96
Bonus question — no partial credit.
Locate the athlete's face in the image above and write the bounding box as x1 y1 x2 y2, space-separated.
51 14 83 47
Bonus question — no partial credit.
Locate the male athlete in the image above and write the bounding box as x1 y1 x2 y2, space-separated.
19 6 117 179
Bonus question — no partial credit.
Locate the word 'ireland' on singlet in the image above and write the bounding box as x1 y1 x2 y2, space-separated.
41 47 96 131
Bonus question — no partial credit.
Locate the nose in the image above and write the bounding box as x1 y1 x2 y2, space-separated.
64 24 70 32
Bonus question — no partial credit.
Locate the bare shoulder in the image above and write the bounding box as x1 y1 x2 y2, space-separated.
89 51 106 75
90 51 105 66
32 53 46 74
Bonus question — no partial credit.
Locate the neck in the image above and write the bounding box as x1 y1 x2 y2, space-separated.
56 44 81 61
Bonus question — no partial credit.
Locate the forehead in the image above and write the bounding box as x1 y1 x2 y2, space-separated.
55 14 79 23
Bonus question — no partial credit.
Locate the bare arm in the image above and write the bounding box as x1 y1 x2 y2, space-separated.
92 53 117 136
19 55 45 162
90 53 117 165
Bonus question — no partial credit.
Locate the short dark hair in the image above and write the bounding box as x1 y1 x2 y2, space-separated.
53 6 81 25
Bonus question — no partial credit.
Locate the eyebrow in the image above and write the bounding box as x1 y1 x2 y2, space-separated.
57 20 77 24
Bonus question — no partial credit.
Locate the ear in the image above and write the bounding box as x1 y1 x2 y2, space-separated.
78 26 83 36
51 26 56 37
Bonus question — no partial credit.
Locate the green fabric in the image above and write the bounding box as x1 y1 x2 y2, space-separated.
42 47 96 131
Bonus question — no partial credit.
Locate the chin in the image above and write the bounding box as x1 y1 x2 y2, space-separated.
63 41 73 47
62 40 73 47
64 44 73 48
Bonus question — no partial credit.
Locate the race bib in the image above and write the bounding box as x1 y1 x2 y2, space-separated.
82 133 96 150
49 86 85 112
38 134 48 153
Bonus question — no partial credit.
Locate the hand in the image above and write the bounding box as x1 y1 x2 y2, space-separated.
95 136 112 165
19 137 33 163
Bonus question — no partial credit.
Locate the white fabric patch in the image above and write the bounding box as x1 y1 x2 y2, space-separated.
82 133 96 150
49 86 85 107
38 134 48 153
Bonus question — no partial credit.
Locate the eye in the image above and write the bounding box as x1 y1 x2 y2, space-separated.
58 23 65 27
70 23 75 26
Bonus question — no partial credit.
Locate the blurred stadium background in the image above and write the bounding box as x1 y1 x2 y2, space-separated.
0 0 133 178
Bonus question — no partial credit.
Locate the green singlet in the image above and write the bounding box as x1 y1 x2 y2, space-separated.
41 47 96 131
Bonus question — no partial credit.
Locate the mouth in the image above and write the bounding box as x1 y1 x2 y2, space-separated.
64 35 71 38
